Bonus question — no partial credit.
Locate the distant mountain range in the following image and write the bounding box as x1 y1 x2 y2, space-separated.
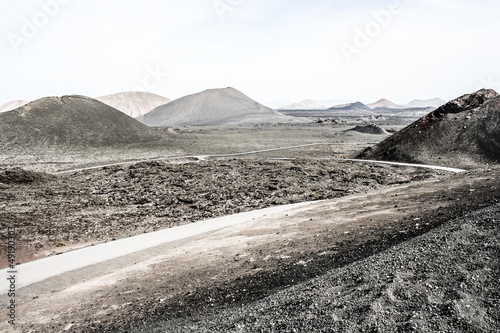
1 95 447 115
279 97 446 110
96 92 171 118
0 100 29 113
279 99 327 110
405 98 446 108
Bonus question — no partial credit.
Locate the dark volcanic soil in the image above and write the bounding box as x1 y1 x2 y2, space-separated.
142 203 500 333
0 159 440 265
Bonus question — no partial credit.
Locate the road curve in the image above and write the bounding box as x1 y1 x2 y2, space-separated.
335 158 465 173
4 145 464 291
53 143 465 174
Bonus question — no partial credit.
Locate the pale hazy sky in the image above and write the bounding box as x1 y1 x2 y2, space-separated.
1 0 499 107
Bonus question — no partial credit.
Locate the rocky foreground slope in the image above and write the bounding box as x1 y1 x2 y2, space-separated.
359 89 500 168
9 164 496 332
145 202 500 333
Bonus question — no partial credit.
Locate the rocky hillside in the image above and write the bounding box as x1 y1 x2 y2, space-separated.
0 95 167 150
358 89 500 168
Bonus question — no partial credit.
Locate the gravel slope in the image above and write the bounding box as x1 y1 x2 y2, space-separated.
131 203 500 333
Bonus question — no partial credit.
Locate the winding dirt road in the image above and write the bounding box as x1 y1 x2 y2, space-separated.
53 143 465 174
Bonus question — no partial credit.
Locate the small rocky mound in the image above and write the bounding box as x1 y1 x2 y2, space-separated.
0 95 167 150
358 89 500 168
348 124 389 135
0 168 53 184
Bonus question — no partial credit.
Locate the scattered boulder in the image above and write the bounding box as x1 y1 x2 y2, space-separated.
0 168 54 184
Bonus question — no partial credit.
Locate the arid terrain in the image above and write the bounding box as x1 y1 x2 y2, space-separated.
0 90 499 332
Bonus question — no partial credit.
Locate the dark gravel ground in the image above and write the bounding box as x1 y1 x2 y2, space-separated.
126 203 500 333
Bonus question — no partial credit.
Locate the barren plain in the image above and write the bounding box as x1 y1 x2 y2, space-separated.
1 118 499 332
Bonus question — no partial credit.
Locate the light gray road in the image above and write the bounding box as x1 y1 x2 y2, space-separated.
337 158 464 173
0 201 319 292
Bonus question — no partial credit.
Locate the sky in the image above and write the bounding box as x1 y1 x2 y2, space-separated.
1 0 499 108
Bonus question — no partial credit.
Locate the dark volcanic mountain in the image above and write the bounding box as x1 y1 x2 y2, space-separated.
0 95 166 149
329 101 371 110
141 87 309 127
359 89 500 168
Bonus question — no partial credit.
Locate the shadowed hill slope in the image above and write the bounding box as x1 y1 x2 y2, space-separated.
0 95 167 150
358 89 500 168
141 87 309 127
